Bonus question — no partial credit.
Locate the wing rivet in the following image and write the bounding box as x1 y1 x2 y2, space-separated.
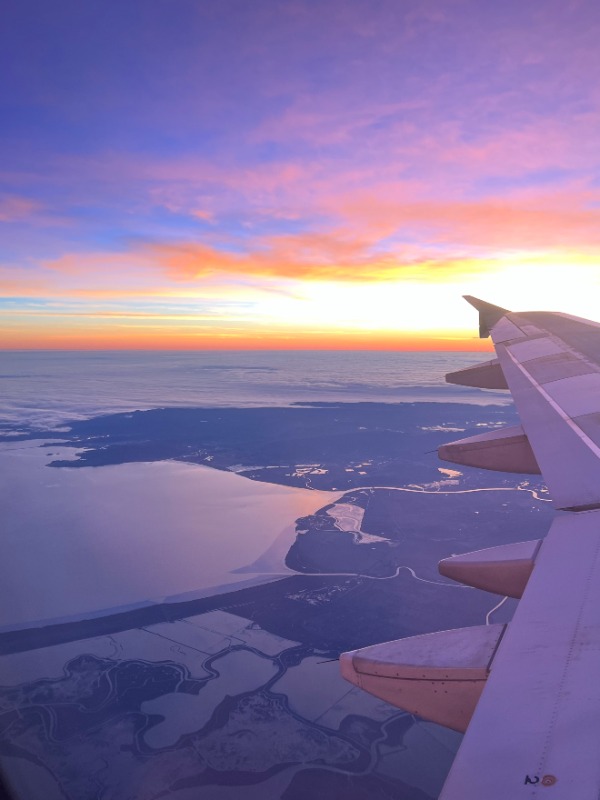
542 775 557 787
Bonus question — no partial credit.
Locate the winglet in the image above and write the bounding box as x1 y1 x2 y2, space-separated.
463 296 509 338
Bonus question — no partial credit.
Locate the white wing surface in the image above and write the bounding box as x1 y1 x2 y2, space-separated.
341 299 600 799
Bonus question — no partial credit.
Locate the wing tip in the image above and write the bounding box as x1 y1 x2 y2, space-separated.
463 296 510 338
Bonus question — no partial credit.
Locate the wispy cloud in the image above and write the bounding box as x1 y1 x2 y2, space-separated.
2 0 600 347
0 195 42 223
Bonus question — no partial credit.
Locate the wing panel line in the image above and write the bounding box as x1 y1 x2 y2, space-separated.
503 346 600 463
534 516 600 779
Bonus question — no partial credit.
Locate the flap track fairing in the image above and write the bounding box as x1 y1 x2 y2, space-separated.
438 424 541 474
438 539 541 598
445 358 508 390
340 624 506 732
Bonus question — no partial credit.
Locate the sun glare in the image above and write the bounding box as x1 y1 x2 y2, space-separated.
467 255 600 321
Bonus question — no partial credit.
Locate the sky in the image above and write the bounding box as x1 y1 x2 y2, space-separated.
2 0 600 350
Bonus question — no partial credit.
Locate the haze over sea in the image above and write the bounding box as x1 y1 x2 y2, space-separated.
1 350 506 430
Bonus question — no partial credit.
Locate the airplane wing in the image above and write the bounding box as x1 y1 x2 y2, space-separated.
341 298 600 798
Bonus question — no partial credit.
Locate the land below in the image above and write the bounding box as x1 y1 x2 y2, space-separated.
0 400 554 800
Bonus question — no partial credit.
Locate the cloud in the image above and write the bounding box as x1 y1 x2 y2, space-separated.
44 251 154 278
151 184 600 283
33 179 600 293
146 232 486 284
191 209 215 223
0 195 42 222
333 185 600 251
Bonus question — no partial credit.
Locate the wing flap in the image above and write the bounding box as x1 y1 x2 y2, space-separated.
523 351 595 384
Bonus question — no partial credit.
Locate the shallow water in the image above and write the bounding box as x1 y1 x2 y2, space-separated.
0 441 334 628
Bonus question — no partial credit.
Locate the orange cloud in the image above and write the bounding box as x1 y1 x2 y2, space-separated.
40 233 473 288
33 202 600 294
335 186 600 251
145 185 600 281
147 232 485 284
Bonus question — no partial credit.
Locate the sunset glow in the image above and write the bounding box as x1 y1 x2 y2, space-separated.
2 1 600 349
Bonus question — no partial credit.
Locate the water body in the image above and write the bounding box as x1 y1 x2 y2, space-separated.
0 350 506 429
0 441 334 629
0 350 515 799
